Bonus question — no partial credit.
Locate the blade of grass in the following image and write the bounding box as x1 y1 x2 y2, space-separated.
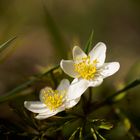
79 127 83 140
68 127 80 140
94 129 106 140
0 36 17 54
84 30 94 54
43 3 68 58
0 65 59 103
93 78 140 111
108 78 140 102
90 128 97 140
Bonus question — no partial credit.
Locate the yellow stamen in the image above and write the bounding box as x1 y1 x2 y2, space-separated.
74 56 98 80
41 87 65 110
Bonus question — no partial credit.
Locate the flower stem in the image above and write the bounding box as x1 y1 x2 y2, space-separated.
88 87 92 104
91 78 140 111
50 71 57 88
0 65 59 103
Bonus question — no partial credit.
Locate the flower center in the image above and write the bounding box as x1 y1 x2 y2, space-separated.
41 87 64 110
74 56 98 80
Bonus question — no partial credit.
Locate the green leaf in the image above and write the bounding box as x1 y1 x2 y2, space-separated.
112 92 127 102
79 127 83 140
127 132 135 140
123 118 131 131
90 128 97 140
98 121 113 130
0 65 59 103
95 129 106 140
84 30 94 54
43 4 68 58
43 117 76 134
108 78 140 103
93 78 140 110
68 127 80 140
0 36 17 54
90 119 113 132
115 108 131 132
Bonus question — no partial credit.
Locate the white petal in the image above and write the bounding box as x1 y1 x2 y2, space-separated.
35 111 58 120
88 42 106 67
67 78 89 100
35 105 66 119
39 87 50 103
24 101 48 113
60 60 78 78
89 77 103 87
66 97 81 109
57 79 70 91
99 62 120 78
71 78 78 84
73 46 87 62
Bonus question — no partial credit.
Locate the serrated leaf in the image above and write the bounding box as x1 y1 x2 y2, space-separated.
0 36 17 54
84 30 94 54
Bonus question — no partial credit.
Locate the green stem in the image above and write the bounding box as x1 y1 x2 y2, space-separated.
88 87 92 104
92 79 140 111
0 65 59 103
84 30 94 54
0 36 17 54
50 71 57 88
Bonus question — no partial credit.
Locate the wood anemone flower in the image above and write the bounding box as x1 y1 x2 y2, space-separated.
24 79 80 119
61 42 120 100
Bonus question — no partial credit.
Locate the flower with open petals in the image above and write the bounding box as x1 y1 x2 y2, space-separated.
24 79 80 119
60 42 120 100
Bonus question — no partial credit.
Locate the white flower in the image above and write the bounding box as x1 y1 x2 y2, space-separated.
24 79 80 120
60 42 120 100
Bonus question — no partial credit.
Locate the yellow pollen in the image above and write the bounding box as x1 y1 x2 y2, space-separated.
74 56 98 80
41 87 64 110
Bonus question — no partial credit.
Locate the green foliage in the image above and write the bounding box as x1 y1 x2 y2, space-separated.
91 128 98 140
91 119 113 130
43 3 68 59
0 33 140 140
108 79 140 103
84 30 94 54
0 65 59 103
68 127 80 140
0 36 17 54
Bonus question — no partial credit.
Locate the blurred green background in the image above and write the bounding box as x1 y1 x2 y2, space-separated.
0 0 140 139
0 0 140 88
